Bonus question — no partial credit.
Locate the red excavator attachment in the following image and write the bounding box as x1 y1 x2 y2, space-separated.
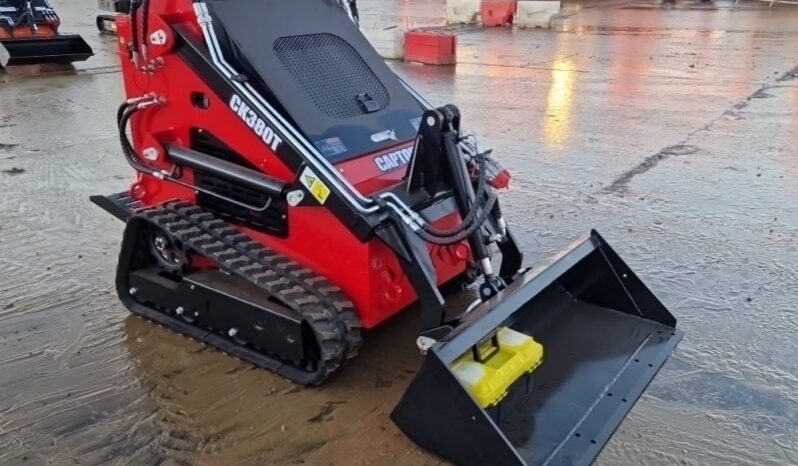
0 0 92 67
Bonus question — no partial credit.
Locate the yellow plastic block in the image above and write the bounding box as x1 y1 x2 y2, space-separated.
450 327 544 408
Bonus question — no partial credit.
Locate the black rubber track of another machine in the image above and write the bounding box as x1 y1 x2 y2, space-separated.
123 201 362 385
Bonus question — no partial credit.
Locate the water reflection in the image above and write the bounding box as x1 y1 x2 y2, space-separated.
542 58 577 151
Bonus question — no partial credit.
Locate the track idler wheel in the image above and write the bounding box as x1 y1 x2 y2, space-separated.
149 226 190 272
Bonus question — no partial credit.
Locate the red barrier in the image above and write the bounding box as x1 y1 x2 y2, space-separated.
404 31 457 65
481 0 517 27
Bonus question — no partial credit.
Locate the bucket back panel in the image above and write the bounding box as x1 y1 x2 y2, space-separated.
558 231 677 327
205 0 423 163
0 34 93 66
503 286 679 464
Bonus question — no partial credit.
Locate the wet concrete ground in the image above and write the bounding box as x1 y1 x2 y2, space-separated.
1 0 797 464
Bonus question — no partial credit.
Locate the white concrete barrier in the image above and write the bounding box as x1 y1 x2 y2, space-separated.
446 0 482 25
362 27 406 60
0 42 9 68
516 1 561 29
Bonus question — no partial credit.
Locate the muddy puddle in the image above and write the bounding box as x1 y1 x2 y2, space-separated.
0 282 451 465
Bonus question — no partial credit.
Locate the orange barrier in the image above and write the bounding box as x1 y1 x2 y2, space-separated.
481 0 517 27
404 31 457 65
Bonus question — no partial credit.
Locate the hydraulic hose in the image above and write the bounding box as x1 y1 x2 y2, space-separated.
418 153 491 238
117 102 156 175
116 100 276 213
410 192 498 246
116 101 129 124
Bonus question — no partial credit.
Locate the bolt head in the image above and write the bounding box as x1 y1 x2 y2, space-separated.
142 147 160 161
154 235 168 251
149 29 167 46
176 307 184 315
129 287 137 295
228 328 238 338
286 190 305 207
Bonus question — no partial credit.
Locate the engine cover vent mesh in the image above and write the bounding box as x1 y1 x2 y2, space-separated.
273 33 390 119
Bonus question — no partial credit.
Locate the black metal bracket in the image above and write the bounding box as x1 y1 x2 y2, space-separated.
389 104 530 333
375 218 449 333
407 105 463 197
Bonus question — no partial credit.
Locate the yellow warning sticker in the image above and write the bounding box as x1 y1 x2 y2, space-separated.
300 167 331 204
310 182 330 204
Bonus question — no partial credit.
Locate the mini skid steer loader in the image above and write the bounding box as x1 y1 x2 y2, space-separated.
91 1 682 464
0 0 92 67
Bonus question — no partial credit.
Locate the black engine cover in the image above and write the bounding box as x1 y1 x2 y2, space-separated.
205 0 423 163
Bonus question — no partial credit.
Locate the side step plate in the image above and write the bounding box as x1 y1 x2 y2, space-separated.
392 231 682 466
90 191 141 221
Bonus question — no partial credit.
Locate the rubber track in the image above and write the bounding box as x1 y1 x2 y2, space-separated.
134 201 362 385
